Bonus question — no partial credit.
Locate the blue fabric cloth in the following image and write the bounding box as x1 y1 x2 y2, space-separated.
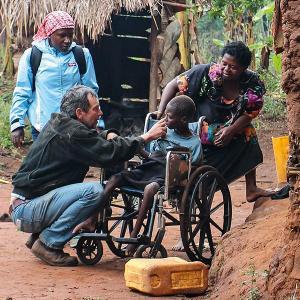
10 39 99 132
149 128 202 164
11 181 103 249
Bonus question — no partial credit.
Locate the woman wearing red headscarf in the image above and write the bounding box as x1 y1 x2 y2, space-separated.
10 11 99 147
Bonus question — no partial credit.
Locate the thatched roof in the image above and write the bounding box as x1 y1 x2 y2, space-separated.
0 0 207 42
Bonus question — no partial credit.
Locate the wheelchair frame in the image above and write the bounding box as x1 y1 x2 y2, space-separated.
74 114 232 265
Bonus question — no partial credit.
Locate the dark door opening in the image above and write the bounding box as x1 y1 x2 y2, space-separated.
86 10 152 135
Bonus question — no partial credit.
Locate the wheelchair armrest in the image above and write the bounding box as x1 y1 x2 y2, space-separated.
166 145 190 152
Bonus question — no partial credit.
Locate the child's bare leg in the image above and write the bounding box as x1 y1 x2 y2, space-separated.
73 175 123 233
126 182 160 255
103 174 123 201
73 213 98 233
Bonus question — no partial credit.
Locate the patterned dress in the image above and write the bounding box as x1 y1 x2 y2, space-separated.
176 63 265 183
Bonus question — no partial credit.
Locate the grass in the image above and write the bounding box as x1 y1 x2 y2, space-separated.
0 76 31 149
258 69 286 122
0 77 14 149
242 263 269 300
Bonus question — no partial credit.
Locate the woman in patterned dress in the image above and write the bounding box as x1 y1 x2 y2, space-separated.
157 41 273 204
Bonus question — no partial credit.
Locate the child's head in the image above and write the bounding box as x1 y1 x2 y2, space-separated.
165 95 196 130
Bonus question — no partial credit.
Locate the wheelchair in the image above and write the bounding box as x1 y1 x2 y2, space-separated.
73 114 232 266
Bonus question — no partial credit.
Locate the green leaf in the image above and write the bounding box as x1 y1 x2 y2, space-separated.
253 2 275 22
272 53 282 74
248 42 264 51
212 38 225 48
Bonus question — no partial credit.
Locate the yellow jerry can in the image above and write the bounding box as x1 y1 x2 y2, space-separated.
124 257 209 296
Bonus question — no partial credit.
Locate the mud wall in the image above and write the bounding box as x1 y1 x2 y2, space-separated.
266 2 300 298
281 0 300 136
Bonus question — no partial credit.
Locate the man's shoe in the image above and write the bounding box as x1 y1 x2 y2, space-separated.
25 233 40 249
31 239 78 267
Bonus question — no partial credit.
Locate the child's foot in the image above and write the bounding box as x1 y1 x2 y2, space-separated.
171 238 185 252
125 244 138 257
246 187 275 203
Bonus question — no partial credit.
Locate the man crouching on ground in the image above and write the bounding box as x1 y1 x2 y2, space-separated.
9 85 167 267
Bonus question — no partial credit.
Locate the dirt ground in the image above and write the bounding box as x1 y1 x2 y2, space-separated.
0 121 289 300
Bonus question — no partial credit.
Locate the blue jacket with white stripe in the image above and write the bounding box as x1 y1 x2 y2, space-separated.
10 39 99 132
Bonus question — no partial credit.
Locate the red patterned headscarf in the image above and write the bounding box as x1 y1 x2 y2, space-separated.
33 11 75 41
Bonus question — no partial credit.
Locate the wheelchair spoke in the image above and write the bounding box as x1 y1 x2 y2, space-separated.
128 220 133 232
108 218 123 233
198 226 206 254
207 179 217 208
190 213 200 218
120 221 128 239
206 225 215 255
209 218 223 233
191 182 202 208
210 201 224 214
197 181 203 203
188 221 202 243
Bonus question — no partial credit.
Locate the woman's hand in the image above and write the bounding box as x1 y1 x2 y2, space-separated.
152 110 163 120
214 126 235 147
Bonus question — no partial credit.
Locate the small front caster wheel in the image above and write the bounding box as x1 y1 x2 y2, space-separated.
135 243 167 258
76 237 103 265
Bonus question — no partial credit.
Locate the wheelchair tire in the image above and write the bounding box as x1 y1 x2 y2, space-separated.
180 165 232 265
76 237 103 265
135 243 167 258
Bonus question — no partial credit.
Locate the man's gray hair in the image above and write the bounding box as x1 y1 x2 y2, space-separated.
60 85 98 118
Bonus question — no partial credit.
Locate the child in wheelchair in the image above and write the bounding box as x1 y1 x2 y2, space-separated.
102 95 202 256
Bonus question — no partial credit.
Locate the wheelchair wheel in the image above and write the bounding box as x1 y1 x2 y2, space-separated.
102 194 138 258
135 243 167 258
180 165 232 265
76 237 103 265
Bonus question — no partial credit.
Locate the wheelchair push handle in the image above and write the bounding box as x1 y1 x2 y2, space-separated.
165 145 190 152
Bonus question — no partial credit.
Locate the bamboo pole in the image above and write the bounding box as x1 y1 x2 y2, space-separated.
149 13 162 112
2 27 14 76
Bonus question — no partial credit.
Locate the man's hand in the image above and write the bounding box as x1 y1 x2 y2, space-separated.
214 126 234 147
141 117 167 143
72 214 98 233
106 132 119 140
11 127 25 148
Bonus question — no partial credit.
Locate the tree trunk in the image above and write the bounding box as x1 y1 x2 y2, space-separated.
260 46 270 70
267 0 300 298
2 27 14 77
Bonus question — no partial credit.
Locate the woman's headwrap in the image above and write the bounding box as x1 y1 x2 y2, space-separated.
33 11 75 41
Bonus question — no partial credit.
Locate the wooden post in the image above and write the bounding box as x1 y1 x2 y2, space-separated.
149 14 161 112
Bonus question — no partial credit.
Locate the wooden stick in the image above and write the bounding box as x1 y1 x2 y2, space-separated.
149 14 162 112
0 178 10 184
163 1 192 9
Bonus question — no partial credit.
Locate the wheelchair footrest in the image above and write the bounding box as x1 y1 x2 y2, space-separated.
77 232 108 240
113 235 149 244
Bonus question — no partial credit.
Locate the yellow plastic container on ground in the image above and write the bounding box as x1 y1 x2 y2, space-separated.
124 257 209 296
272 136 289 183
